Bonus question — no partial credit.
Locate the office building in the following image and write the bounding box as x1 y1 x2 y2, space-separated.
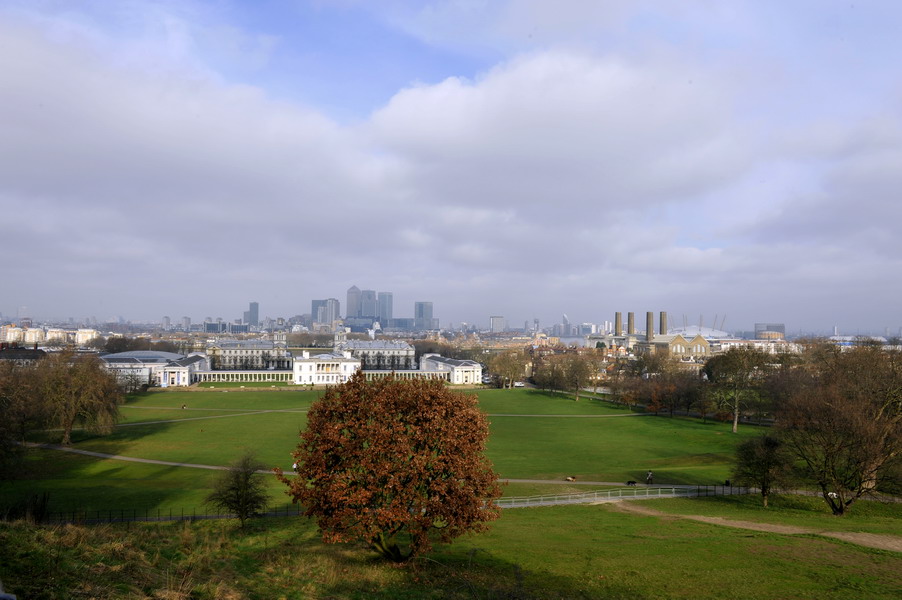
414 301 434 330
346 286 361 319
490 316 505 333
360 289 377 318
377 292 393 322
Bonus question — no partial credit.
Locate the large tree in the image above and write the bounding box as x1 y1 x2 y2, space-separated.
278 373 502 562
37 352 123 445
776 344 902 515
704 347 770 433
489 349 528 389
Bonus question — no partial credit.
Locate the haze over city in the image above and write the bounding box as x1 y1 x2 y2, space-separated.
2 1 901 335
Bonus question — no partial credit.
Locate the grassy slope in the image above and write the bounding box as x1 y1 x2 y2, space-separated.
8 388 762 513
1 503 900 600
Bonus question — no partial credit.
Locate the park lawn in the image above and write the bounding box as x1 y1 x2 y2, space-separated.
646 495 902 536
487 409 763 484
8 449 294 514
2 503 900 600
127 388 321 410
474 388 633 415
7 389 762 512
71 410 308 470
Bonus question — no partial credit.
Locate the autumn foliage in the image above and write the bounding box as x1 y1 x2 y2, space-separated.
278 373 502 562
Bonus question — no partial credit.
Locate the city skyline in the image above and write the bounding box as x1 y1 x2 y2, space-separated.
2 2 901 334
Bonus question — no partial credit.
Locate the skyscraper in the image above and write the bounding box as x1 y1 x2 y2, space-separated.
248 302 259 327
346 285 361 319
360 289 377 318
312 299 341 325
414 301 434 330
490 316 505 333
377 292 393 322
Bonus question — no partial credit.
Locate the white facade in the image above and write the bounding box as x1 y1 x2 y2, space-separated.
75 329 100 345
158 354 211 387
293 351 361 385
206 339 292 370
419 354 483 385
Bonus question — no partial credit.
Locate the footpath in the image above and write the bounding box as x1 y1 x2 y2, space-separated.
611 501 902 553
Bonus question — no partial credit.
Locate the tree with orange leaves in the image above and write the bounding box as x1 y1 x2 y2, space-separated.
277 372 502 562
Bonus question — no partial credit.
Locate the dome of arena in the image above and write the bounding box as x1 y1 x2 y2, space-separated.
667 325 731 339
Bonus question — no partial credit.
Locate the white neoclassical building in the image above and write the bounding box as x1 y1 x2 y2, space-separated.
333 339 416 370
293 351 361 385
418 354 483 385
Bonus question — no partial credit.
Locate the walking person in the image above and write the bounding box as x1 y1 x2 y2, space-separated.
646 470 653 485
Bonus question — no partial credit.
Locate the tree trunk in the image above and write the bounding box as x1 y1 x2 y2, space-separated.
731 392 740 433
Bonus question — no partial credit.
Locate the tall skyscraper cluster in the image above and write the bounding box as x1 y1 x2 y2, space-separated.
346 285 393 323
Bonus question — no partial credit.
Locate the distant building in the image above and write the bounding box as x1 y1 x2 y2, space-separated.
0 345 47 365
378 292 393 322
415 302 434 330
334 339 416 370
346 286 361 319
293 350 360 385
205 339 291 370
311 298 341 329
755 323 785 340
419 354 483 385
100 350 186 386
490 316 505 333
360 289 377 318
244 302 259 327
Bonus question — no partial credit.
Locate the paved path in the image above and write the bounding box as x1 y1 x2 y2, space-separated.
612 501 902 553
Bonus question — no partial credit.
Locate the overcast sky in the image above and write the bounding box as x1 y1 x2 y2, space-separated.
2 0 901 334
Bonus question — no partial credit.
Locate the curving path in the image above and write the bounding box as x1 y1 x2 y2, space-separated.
611 501 902 553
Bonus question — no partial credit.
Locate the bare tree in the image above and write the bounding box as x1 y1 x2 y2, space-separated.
776 345 902 515
704 347 770 433
205 452 269 527
732 435 794 507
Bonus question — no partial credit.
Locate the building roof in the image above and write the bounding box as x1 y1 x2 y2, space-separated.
667 325 731 339
336 340 413 350
100 350 184 363
0 347 47 361
422 354 480 368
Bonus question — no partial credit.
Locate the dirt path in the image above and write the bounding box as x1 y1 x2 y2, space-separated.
610 501 902 552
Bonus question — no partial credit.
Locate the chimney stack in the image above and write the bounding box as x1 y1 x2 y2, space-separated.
646 312 654 341
614 312 622 336
627 312 635 335
660 312 668 335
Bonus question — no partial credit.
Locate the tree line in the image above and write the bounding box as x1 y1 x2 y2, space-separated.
0 352 123 479
607 342 901 515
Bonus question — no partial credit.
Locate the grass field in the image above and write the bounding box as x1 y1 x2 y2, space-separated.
7 388 760 514
14 388 756 510
2 387 900 599
1 502 899 599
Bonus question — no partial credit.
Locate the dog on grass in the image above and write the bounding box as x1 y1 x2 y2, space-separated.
626 480 637 486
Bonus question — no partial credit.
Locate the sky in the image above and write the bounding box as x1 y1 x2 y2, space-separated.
1 0 901 335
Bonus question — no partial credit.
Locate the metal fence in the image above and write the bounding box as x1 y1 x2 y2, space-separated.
37 504 303 525
22 485 752 524
497 485 752 509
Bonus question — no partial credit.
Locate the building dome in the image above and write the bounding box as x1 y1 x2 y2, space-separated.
668 325 731 339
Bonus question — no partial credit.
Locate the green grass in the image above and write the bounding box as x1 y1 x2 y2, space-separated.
2 504 899 599
8 388 762 514
3 387 900 599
